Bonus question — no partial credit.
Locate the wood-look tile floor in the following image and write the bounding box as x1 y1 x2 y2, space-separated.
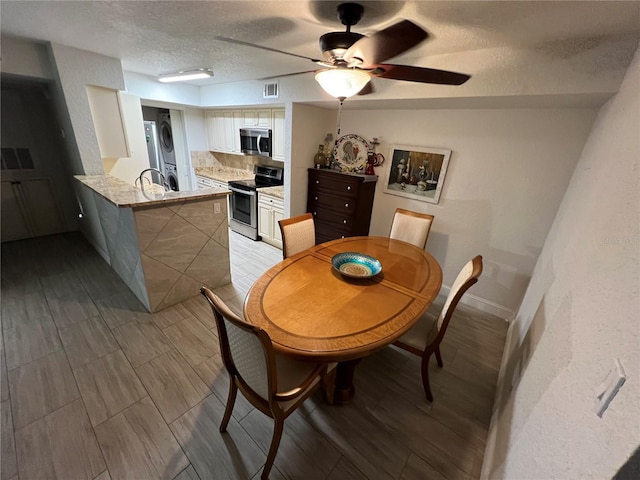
0 230 507 480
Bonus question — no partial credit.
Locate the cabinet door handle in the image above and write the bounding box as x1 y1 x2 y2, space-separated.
344 203 349 208
341 235 345 239
316 180 320 184
314 196 318 201
343 219 347 224
313 211 317 216
347 186 351 191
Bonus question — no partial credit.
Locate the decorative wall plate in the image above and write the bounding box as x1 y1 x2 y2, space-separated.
333 134 371 173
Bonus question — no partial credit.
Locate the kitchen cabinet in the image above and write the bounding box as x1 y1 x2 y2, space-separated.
243 109 272 128
207 109 276 155
86 86 130 158
196 175 227 191
307 169 377 244
205 111 225 152
258 191 284 249
271 108 285 161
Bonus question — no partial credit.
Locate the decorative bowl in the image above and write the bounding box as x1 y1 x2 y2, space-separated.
331 252 382 279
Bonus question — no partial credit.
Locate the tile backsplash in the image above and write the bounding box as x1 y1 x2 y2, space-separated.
190 151 283 171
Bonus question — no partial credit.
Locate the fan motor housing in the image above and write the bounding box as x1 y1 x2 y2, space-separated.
319 31 364 62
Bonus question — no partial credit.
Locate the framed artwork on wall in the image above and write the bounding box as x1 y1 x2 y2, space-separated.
383 145 452 204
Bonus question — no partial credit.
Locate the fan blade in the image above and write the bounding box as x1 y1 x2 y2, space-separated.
214 36 324 64
357 82 375 96
257 70 319 81
344 20 428 67
370 64 470 85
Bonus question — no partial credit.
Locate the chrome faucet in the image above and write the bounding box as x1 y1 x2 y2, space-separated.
135 168 170 192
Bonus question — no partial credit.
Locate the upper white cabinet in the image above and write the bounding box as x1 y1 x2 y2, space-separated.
271 109 285 162
86 86 131 159
205 111 225 152
243 109 272 128
206 108 286 162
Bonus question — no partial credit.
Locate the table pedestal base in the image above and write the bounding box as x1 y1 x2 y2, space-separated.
333 359 362 405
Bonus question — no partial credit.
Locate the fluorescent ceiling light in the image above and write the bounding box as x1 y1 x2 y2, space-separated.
158 68 214 83
315 68 370 100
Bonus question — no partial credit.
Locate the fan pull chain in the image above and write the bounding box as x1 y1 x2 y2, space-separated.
336 98 344 139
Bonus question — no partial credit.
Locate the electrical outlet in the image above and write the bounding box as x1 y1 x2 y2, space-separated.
595 359 626 418
214 202 221 214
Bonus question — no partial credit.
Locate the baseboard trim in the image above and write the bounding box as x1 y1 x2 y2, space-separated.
438 284 514 322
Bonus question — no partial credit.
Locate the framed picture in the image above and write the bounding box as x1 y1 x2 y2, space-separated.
383 145 452 204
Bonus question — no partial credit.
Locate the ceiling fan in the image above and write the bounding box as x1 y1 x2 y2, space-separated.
214 2 470 100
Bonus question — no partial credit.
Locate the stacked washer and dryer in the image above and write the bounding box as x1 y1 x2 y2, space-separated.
142 107 179 191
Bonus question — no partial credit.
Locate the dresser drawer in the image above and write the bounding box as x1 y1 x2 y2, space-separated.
311 207 353 229
309 173 359 197
315 219 352 240
308 190 356 214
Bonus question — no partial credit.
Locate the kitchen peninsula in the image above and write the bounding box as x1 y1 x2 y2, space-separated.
75 175 231 312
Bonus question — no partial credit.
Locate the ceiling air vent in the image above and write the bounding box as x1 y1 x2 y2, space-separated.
263 81 279 99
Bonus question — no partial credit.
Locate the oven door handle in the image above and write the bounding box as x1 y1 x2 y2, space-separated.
229 186 256 196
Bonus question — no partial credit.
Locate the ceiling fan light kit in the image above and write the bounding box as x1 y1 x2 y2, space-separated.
158 68 213 83
214 2 470 100
315 68 370 99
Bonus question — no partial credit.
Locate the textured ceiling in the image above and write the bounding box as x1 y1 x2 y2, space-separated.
2 0 640 88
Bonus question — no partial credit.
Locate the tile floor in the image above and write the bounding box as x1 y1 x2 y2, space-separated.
0 230 507 480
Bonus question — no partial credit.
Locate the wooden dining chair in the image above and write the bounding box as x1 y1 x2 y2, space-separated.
200 287 335 479
389 208 434 249
393 255 483 402
278 212 316 259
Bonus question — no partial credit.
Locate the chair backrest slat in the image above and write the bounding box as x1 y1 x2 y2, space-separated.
436 255 483 337
224 319 270 398
389 208 434 250
201 287 276 401
279 213 315 259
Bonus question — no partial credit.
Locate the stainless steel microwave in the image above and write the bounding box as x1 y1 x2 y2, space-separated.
239 128 272 157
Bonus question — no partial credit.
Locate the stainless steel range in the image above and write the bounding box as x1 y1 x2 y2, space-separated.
228 165 284 241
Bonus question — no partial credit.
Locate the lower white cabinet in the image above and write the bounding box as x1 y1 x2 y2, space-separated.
196 175 227 191
258 192 284 249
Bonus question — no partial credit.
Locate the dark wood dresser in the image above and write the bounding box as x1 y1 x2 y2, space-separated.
307 168 377 244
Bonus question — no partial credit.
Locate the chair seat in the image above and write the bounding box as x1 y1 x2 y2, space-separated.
275 355 336 412
397 312 438 352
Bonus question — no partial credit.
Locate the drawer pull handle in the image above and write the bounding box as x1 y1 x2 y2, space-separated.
341 235 345 239
343 220 347 224
344 203 349 208
347 186 351 190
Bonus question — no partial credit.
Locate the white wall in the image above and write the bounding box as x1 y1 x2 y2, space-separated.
483 44 640 479
50 43 125 175
0 35 53 79
289 104 335 217
332 108 596 316
103 92 151 185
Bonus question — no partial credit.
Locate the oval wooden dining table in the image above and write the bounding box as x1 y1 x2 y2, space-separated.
243 236 443 404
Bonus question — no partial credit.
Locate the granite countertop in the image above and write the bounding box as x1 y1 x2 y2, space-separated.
195 166 254 183
75 175 230 208
257 185 285 199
